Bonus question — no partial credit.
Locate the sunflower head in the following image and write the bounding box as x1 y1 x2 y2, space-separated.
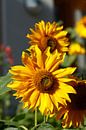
26 21 69 53
75 16 86 38
68 42 86 55
47 37 57 52
56 78 86 128
33 70 55 93
7 46 76 116
82 16 86 27
68 80 86 110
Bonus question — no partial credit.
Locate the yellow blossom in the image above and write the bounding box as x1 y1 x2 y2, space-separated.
75 16 86 38
68 42 86 55
56 78 86 128
27 20 69 53
7 46 76 115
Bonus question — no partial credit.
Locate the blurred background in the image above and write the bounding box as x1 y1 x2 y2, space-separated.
0 0 86 74
0 0 54 75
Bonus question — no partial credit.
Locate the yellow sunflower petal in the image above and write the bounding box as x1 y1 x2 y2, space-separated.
45 50 62 71
58 78 75 82
39 93 53 114
29 89 40 109
9 65 33 76
50 53 65 72
22 51 35 71
35 45 44 69
58 81 76 94
53 67 76 77
54 89 71 103
22 87 36 102
7 81 22 90
23 102 28 108
50 94 59 108
55 31 67 38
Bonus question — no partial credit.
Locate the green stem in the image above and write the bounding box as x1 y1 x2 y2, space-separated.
19 125 28 130
46 114 49 122
44 114 49 123
44 116 46 123
35 108 37 127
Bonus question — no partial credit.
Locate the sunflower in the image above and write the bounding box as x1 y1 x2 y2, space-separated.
26 20 69 53
68 42 86 55
75 16 86 38
7 46 76 115
56 79 86 128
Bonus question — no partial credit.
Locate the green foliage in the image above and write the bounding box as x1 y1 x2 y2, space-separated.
4 128 20 130
61 54 77 67
66 27 77 41
12 113 26 122
32 123 56 130
0 73 12 95
37 123 56 130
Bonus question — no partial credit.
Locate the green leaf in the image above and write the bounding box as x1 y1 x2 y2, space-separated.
4 128 20 130
0 73 12 95
80 128 86 130
61 55 77 67
19 125 28 130
60 127 85 130
12 113 26 121
37 123 56 130
4 127 27 130
84 117 86 126
66 27 77 40
31 123 56 130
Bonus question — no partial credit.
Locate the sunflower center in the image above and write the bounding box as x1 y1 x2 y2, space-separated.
41 76 53 90
47 38 57 52
83 19 86 27
34 70 54 92
68 82 86 110
83 22 86 27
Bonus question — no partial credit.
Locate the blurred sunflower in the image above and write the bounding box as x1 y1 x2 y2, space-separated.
7 46 76 115
75 16 86 38
56 78 86 128
26 21 69 53
68 42 86 55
